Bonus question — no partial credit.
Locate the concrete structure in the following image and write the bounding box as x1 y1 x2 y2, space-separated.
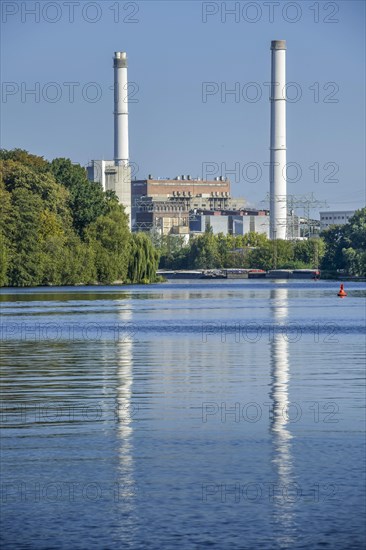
270 40 287 240
114 52 129 167
87 51 131 227
87 160 114 190
320 210 356 230
190 213 229 235
231 213 270 237
88 161 131 226
189 209 270 237
135 196 190 234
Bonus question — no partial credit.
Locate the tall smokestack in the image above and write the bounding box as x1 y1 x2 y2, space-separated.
114 51 129 166
270 40 287 240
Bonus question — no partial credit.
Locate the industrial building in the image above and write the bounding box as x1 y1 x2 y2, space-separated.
134 196 190 236
136 206 270 238
133 40 289 239
133 175 230 198
190 209 270 237
320 210 356 230
88 42 293 240
132 175 247 234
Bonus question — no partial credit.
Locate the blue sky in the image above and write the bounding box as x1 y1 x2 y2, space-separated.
1 0 365 213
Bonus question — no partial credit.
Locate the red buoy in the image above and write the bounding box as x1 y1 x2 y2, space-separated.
337 283 347 297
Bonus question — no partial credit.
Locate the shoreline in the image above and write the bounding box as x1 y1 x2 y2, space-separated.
1 277 365 291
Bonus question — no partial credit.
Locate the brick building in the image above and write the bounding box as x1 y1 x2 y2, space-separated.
132 175 246 233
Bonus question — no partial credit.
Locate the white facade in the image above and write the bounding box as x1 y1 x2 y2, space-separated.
190 213 270 237
204 215 229 235
320 210 356 230
87 160 131 228
232 215 270 238
87 160 115 190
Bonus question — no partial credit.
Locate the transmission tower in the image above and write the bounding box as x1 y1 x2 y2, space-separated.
261 193 328 239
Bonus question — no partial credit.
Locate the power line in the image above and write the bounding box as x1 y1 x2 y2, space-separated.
261 192 328 239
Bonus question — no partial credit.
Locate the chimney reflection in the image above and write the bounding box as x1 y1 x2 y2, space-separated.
269 284 296 545
114 298 136 520
270 285 292 466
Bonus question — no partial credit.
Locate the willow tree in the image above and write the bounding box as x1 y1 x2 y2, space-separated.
128 233 160 283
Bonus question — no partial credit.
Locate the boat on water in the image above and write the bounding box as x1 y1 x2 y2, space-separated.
226 269 267 279
158 269 268 280
292 269 320 279
248 269 267 279
157 270 203 279
266 269 320 279
158 269 248 280
157 268 320 280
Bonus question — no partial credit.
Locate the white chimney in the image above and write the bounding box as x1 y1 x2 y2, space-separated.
270 40 287 240
114 51 129 166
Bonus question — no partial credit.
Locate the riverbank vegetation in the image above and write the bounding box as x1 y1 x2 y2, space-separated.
1 149 364 286
154 208 366 277
154 230 325 271
320 208 366 277
0 149 159 286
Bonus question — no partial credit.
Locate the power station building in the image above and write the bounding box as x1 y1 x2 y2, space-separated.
88 42 293 239
132 175 248 234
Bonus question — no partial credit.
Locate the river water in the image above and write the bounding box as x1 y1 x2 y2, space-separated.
1 280 365 549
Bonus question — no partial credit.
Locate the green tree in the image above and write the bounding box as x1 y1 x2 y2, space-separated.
51 158 114 237
0 148 49 173
153 233 189 269
321 208 366 276
1 149 160 287
320 225 347 272
240 232 268 248
6 188 45 286
38 210 67 285
0 180 12 286
248 241 273 270
293 239 325 269
128 233 160 283
59 236 96 285
188 228 221 269
86 204 131 284
0 232 8 286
